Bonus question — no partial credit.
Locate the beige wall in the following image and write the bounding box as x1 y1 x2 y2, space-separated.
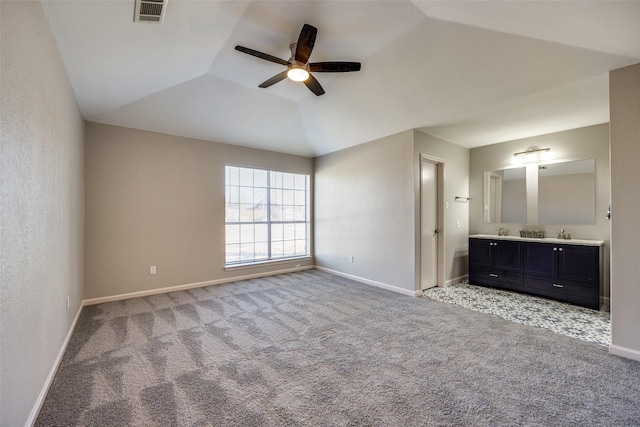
469 124 611 300
0 2 85 425
609 63 640 360
314 129 469 294
413 130 470 285
84 122 313 300
314 130 417 293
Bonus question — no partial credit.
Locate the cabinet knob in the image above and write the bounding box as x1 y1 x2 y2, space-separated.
553 247 558 251
558 247 563 252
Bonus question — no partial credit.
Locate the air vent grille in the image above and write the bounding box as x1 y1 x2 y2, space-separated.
134 0 167 23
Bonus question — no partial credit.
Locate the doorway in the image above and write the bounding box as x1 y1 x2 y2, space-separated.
420 155 444 290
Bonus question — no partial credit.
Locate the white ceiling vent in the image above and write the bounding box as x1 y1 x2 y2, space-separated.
134 0 167 24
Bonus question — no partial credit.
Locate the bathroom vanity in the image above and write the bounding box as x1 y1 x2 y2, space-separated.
469 235 603 310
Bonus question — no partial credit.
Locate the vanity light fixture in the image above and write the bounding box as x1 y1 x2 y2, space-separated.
511 146 554 165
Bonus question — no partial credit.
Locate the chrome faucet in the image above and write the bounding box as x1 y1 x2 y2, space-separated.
557 228 571 240
497 226 508 236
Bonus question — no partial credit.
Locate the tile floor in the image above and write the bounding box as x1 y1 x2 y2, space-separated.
423 282 610 347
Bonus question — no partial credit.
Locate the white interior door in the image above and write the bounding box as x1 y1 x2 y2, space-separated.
421 159 439 290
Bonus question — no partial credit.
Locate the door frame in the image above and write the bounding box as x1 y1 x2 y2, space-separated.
420 154 445 290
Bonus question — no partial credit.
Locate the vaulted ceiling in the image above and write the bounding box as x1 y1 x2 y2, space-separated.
42 1 640 157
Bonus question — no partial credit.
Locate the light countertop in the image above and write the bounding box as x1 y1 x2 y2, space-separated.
469 234 604 246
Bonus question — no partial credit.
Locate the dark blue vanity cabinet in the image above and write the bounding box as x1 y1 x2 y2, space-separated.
523 242 600 310
469 238 523 291
469 236 602 310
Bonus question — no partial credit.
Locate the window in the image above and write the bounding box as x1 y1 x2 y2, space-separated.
225 166 310 266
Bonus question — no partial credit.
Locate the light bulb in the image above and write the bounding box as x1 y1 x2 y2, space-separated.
287 67 309 82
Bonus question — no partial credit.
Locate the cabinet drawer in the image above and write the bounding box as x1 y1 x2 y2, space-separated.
525 276 597 297
471 268 523 288
524 276 599 309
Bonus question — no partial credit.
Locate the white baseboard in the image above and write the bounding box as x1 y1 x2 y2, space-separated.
25 304 83 427
316 266 420 297
609 344 640 363
445 274 468 286
83 265 315 305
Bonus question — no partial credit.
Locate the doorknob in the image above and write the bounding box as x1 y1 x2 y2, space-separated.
434 229 440 234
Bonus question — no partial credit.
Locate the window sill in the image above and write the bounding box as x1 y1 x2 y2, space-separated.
224 256 312 272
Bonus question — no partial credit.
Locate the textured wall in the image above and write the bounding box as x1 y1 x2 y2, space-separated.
609 63 640 358
0 1 85 425
84 122 314 300
469 124 611 299
314 130 417 293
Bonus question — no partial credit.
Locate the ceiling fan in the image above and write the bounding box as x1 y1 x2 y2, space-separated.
235 24 361 96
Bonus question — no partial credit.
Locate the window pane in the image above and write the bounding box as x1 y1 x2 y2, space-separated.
295 239 306 255
226 204 239 222
282 189 294 205
254 169 268 188
283 223 295 240
282 173 294 189
226 166 240 186
239 168 253 187
226 224 240 244
240 224 254 243
254 188 268 221
254 242 268 260
293 206 306 222
255 224 268 243
271 241 284 258
239 204 254 222
226 244 240 263
271 171 282 189
240 243 255 261
271 223 283 241
294 190 306 206
294 174 306 190
295 223 306 239
228 185 240 204
239 186 253 204
283 240 296 257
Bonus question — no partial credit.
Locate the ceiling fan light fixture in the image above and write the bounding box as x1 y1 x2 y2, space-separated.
287 67 309 82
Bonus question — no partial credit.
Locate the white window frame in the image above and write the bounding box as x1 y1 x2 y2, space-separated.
224 165 310 267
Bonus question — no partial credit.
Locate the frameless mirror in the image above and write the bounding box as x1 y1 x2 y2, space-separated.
483 167 527 224
538 159 595 224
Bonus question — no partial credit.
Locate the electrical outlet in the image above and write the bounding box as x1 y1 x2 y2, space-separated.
150 265 157 275
66 296 70 311
456 220 461 229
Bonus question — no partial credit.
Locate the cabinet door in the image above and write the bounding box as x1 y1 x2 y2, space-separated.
469 239 492 269
524 242 556 278
494 240 522 272
559 245 598 283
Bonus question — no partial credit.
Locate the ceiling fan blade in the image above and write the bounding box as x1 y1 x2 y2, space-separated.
304 74 325 96
235 46 289 66
310 62 361 73
259 71 288 88
295 24 317 63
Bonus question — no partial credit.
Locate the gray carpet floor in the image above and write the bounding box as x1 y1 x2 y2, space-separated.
37 270 640 426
